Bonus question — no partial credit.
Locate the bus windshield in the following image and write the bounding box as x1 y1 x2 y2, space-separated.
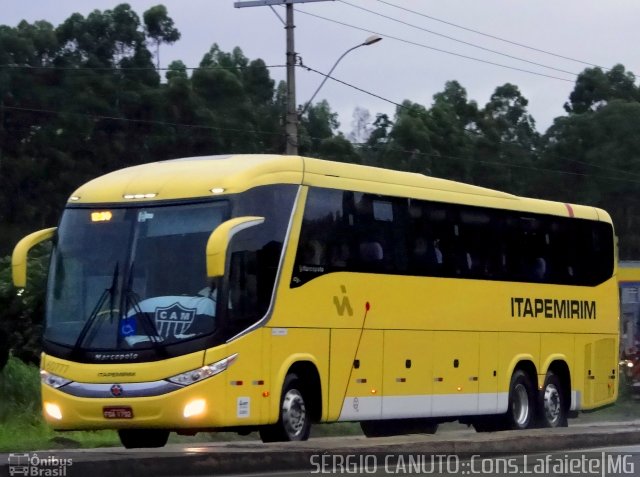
45 201 228 351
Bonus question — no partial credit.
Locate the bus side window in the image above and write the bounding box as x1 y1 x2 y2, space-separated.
358 240 385 271
410 236 438 274
300 239 325 266
291 187 346 287
329 242 351 268
530 256 548 282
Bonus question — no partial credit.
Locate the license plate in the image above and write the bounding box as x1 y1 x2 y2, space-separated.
103 406 134 419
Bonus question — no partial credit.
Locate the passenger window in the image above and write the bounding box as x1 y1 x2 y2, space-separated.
291 187 613 288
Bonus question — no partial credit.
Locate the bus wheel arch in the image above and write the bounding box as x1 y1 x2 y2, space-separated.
286 361 322 423
538 360 570 428
260 361 321 442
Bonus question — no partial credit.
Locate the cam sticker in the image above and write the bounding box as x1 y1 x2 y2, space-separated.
154 302 196 338
237 397 250 418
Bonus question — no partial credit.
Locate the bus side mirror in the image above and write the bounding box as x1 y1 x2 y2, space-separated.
12 227 57 288
206 217 264 278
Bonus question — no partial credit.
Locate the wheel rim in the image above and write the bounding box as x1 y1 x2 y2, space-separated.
512 383 530 426
543 383 562 425
281 389 306 438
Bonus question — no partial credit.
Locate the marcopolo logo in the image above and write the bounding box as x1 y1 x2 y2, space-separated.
8 453 73 476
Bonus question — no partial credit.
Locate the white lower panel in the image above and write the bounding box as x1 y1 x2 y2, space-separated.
382 395 432 418
570 390 581 411
338 393 509 421
431 393 478 417
338 396 382 420
478 392 503 414
496 391 509 413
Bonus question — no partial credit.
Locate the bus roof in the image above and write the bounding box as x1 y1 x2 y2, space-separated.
69 154 609 222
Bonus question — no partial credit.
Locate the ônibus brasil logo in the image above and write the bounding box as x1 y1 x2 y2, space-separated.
8 453 73 476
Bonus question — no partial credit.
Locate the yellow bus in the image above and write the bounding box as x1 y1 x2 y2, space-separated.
12 154 618 448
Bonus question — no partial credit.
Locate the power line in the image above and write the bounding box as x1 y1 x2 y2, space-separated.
374 0 609 71
300 63 546 139
294 8 575 82
337 0 579 77
3 105 638 186
1 103 348 146
299 63 406 110
297 66 640 181
357 143 640 185
555 155 640 179
0 105 284 138
0 64 287 72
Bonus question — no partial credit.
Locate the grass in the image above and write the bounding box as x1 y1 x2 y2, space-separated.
0 357 118 452
0 356 635 452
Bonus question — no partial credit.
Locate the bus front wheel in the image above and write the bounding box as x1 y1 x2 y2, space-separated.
538 372 568 428
506 369 536 430
259 373 311 442
118 429 169 449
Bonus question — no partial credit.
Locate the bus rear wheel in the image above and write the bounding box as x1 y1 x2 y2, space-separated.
118 429 169 449
259 373 311 442
538 372 568 428
506 369 536 430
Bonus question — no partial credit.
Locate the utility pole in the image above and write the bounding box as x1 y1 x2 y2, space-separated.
284 2 297 155
235 0 334 155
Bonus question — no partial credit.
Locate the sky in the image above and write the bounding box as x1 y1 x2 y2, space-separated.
3 0 639 136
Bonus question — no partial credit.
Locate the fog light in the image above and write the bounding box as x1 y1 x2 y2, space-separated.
44 402 62 420
183 399 206 418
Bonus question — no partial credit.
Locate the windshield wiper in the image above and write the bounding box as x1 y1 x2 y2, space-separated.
122 262 166 356
72 263 119 353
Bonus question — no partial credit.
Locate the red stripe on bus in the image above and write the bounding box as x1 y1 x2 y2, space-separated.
564 203 575 217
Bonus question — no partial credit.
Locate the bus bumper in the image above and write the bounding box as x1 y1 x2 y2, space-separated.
41 379 226 430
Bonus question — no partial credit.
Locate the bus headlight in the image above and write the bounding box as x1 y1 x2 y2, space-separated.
40 370 72 389
44 402 63 420
183 399 206 418
167 353 238 386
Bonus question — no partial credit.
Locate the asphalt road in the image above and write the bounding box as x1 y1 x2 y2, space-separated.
2 421 640 477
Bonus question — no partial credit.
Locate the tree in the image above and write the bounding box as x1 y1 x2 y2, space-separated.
143 5 180 69
348 106 373 144
384 101 434 173
428 81 478 182
564 64 638 114
298 99 339 156
541 99 640 258
473 83 539 193
0 245 49 370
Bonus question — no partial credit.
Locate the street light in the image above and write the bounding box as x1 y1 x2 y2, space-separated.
299 35 383 117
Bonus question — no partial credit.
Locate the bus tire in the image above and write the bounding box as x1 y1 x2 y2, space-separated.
118 429 169 449
538 371 568 428
506 369 536 430
259 373 311 442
